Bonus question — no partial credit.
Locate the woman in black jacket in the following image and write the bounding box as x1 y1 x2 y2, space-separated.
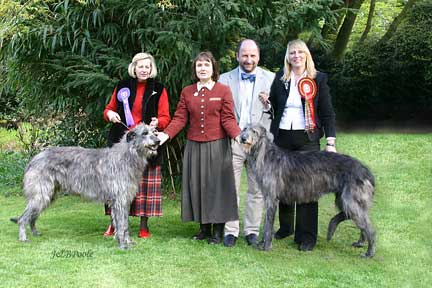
268 39 336 252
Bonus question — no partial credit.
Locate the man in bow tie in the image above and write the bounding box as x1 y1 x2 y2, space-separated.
219 39 275 247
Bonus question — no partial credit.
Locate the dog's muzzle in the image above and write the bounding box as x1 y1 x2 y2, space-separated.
239 130 250 144
147 136 160 151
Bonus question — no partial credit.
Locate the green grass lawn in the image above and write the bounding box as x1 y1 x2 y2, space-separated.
1 130 431 287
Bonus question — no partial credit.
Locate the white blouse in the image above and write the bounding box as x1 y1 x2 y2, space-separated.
279 71 307 130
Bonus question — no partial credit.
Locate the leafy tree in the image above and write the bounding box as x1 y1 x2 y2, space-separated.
1 0 337 195
331 0 365 61
1 0 337 124
330 0 432 121
358 0 376 43
377 0 417 45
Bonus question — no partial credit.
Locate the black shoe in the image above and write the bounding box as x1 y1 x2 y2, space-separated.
223 234 237 247
208 235 223 244
274 229 293 240
245 233 258 246
298 242 315 252
192 223 211 240
208 223 224 245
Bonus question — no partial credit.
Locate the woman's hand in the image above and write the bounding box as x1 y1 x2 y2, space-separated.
107 110 121 123
149 117 159 128
157 132 169 145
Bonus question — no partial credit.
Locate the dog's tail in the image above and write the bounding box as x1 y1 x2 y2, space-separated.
10 217 19 224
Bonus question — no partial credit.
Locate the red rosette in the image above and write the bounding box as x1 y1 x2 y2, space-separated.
298 77 317 100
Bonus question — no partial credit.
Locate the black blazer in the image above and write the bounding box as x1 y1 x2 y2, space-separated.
269 69 336 140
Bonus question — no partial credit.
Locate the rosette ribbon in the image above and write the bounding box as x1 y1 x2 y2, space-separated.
298 77 317 131
117 87 134 127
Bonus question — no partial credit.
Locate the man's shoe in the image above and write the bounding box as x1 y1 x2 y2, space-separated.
298 242 315 252
274 229 293 240
223 234 237 247
103 225 115 237
245 233 258 246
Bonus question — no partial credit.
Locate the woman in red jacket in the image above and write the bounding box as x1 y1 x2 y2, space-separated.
103 52 171 239
158 51 240 244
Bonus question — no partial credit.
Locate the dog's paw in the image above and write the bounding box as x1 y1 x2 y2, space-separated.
255 241 272 251
127 239 136 246
361 252 374 258
352 241 365 248
118 244 129 250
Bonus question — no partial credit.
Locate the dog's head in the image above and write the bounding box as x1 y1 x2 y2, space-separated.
239 124 272 154
125 124 160 157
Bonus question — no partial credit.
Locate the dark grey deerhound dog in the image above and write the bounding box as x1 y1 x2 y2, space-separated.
240 124 376 257
10 124 160 249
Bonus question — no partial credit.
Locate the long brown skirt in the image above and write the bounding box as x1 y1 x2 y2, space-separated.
181 138 238 224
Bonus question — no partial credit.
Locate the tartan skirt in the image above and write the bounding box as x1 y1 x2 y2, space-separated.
105 165 162 217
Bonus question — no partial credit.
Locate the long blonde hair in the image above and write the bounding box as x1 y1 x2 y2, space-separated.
281 39 317 81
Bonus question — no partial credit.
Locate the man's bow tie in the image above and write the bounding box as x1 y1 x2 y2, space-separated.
241 73 256 82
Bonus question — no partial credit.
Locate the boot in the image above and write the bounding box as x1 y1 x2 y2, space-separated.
208 223 224 244
192 223 211 240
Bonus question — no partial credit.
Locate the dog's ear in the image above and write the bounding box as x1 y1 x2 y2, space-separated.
126 130 136 142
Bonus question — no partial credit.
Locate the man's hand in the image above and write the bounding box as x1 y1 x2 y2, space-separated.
258 91 270 105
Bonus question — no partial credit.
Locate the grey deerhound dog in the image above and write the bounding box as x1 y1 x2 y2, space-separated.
10 124 160 249
240 124 376 257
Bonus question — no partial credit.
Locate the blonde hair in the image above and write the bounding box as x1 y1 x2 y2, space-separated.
128 52 158 78
281 39 317 81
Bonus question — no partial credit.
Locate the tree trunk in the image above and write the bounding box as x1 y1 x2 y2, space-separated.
358 0 376 44
332 0 365 61
321 1 346 40
377 0 417 45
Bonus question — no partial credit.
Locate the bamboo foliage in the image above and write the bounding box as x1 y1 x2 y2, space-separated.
0 0 338 194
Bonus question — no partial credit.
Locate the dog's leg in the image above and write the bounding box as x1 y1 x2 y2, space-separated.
352 230 366 247
350 211 376 258
111 206 120 246
111 204 125 249
257 199 277 251
16 176 54 242
113 201 130 250
16 203 40 242
30 216 42 236
327 211 348 241
124 212 135 247
359 220 375 258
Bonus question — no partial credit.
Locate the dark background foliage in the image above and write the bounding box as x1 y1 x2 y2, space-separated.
325 1 432 122
1 0 431 194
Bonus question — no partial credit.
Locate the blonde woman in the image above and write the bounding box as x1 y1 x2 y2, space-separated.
269 39 336 252
103 52 171 239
